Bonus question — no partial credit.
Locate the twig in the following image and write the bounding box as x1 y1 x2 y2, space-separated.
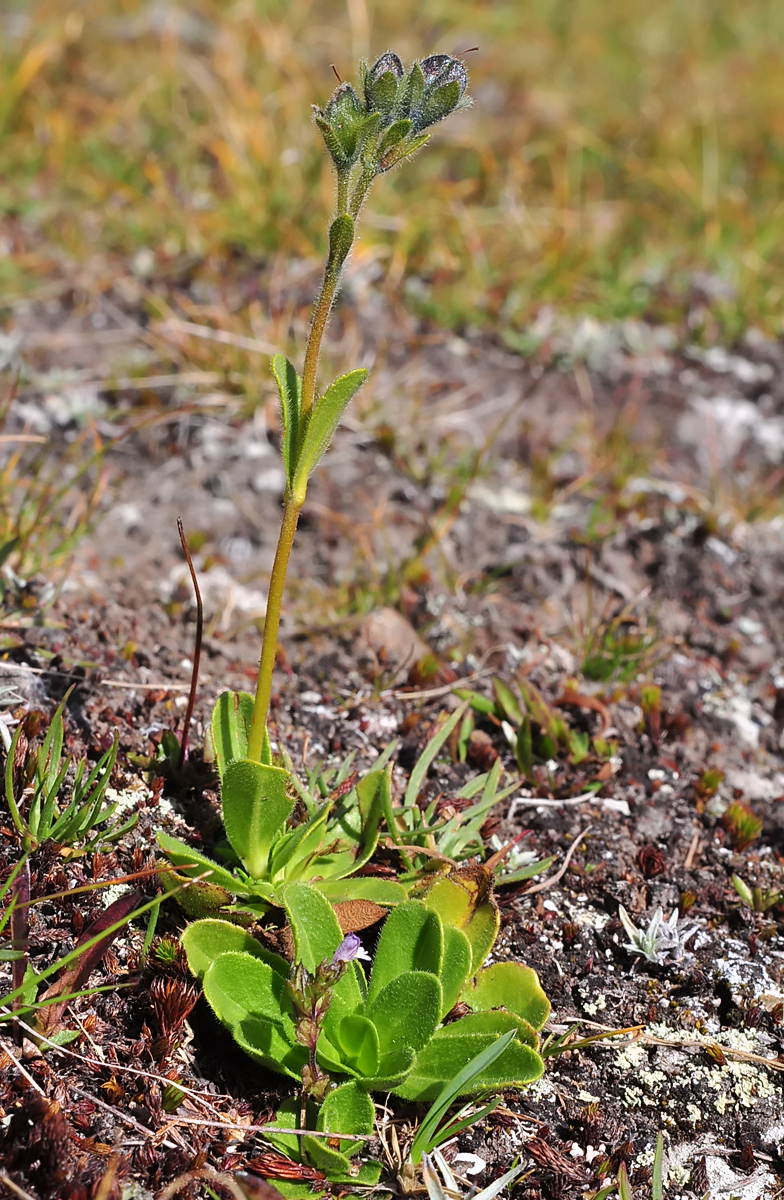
99 679 191 691
71 1086 183 1150
0 1172 37 1200
522 824 593 896
14 371 223 399
683 828 701 869
381 642 511 701
157 1165 251 1200
383 666 494 702
6 1013 230 1123
643 1032 784 1074
0 1038 47 1096
508 792 602 818
93 1148 124 1200
167 1116 371 1141
159 317 278 356
176 518 203 769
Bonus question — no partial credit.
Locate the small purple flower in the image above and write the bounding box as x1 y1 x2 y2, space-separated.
332 933 371 965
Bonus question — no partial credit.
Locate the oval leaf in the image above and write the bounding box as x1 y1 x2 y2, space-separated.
292 368 369 495
463 961 551 1030
221 759 293 879
182 918 288 981
367 901 442 1004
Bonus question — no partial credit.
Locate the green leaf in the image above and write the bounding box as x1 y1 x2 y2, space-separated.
313 877 407 905
438 1008 539 1049
268 802 332 878
366 971 442 1056
157 831 254 896
454 689 499 717
327 213 354 272
315 114 349 168
272 353 302 486
419 79 461 127
409 1030 516 1164
652 1131 665 1200
221 759 293 879
201 951 305 1079
463 962 551 1031
353 766 391 869
420 877 499 975
378 132 430 172
365 1044 417 1090
516 713 533 776
332 1014 380 1078
210 690 272 776
292 368 369 495
439 925 473 1016
393 1027 544 1102
181 918 288 981
280 882 342 972
492 678 523 726
301 1141 353 1181
377 117 412 155
317 1080 374 1146
367 901 442 1004
404 702 469 809
399 62 426 117
496 854 556 885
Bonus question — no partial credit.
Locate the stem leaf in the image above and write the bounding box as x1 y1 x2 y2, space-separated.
293 368 368 494
271 353 302 486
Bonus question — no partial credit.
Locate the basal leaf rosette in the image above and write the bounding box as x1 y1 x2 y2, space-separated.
182 883 550 1103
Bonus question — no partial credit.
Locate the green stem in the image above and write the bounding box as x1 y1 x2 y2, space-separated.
248 178 370 758
349 165 375 219
247 492 302 762
336 169 349 215
300 263 342 424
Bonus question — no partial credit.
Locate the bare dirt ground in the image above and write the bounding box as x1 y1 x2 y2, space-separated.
1 258 784 1199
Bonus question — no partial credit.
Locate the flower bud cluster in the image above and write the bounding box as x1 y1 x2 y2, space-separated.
313 50 470 180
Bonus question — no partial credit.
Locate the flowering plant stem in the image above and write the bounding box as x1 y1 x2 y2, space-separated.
247 492 302 762
242 52 472 762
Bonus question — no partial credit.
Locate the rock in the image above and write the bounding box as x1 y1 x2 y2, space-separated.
361 607 431 685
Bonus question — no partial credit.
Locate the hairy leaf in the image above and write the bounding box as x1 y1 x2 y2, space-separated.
393 1028 544 1101
439 925 473 1016
201 951 304 1079
222 759 293 879
292 369 368 496
463 961 551 1030
182 918 288 981
366 970 441 1055
272 353 302 486
367 901 442 1004
157 832 255 896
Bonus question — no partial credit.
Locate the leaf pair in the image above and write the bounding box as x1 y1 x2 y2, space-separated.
272 351 367 502
183 881 549 1102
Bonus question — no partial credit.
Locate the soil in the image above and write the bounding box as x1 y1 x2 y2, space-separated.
1 260 784 1199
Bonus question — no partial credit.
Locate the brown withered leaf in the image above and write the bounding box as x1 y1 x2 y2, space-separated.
333 899 386 933
36 890 144 1036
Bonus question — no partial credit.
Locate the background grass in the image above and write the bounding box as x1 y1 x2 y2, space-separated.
1 0 783 342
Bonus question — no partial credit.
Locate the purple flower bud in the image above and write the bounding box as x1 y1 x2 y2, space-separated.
331 933 371 965
420 54 468 96
368 51 404 83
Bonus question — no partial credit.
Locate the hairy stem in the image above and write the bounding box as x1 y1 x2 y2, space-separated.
300 261 342 425
247 494 302 761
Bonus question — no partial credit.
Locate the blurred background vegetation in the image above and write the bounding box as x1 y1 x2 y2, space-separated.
1 0 783 344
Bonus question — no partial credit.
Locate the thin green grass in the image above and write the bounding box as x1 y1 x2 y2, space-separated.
0 0 783 340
